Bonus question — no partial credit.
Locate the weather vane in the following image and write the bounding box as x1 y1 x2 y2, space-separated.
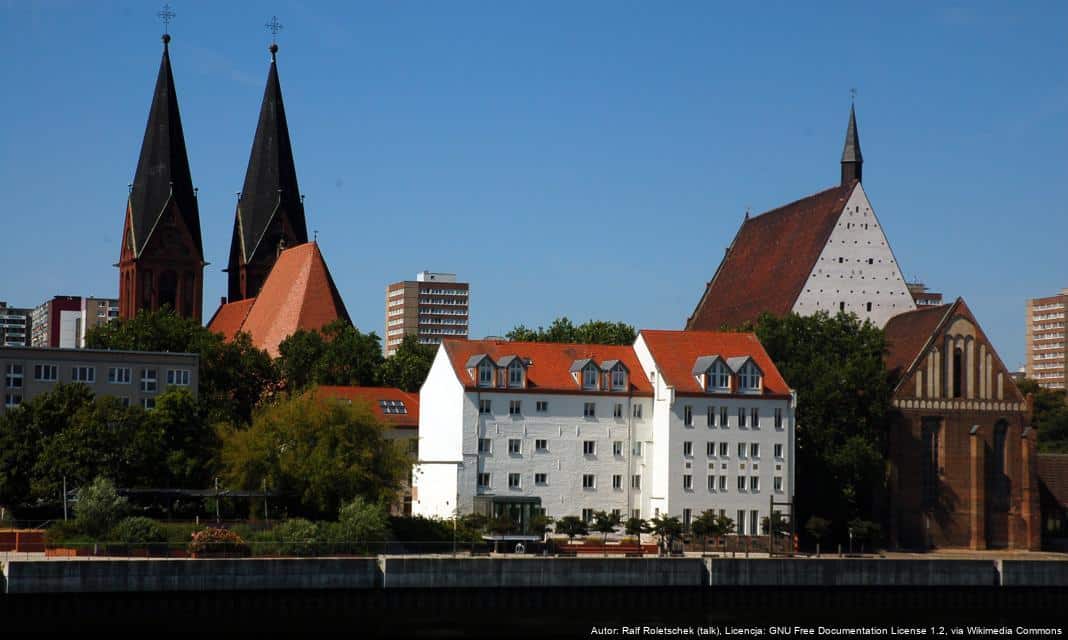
158 3 176 34
850 87 857 103
266 16 284 44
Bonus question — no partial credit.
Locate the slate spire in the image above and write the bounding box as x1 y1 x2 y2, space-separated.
127 34 203 258
840 103 863 185
227 42 309 301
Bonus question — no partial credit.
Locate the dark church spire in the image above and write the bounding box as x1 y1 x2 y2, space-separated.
840 101 863 185
126 32 203 259
227 33 309 301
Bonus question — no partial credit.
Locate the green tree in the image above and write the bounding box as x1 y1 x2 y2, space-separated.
743 311 892 534
529 512 555 542
805 516 832 555
75 476 128 538
150 388 218 489
333 497 391 550
591 511 622 555
378 334 436 392
277 320 384 391
110 516 167 545
218 392 407 518
554 515 588 543
506 317 636 345
848 518 882 553
648 515 683 553
624 516 647 538
691 510 718 553
1018 378 1068 453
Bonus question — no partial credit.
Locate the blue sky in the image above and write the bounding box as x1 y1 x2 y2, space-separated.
2 1 1066 368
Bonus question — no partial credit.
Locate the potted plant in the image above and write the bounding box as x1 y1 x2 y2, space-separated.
188 527 249 558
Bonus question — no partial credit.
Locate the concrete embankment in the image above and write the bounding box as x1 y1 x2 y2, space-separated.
3 556 1068 594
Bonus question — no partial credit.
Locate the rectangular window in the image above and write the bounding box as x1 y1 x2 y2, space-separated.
72 366 95 383
478 363 493 386
737 476 746 491
738 510 746 535
508 439 521 454
535 439 548 452
5 364 23 389
613 441 623 457
508 473 521 489
720 407 728 428
707 442 715 457
4 393 22 408
750 443 760 458
582 508 594 523
719 476 727 491
478 438 492 454
632 404 643 419
751 408 759 429
479 399 492 414
683 441 693 457
632 441 643 457
139 368 158 393
707 475 715 490
166 369 191 386
750 511 758 537
536 401 548 412
774 476 783 493
683 474 693 490
719 442 729 457
583 441 596 456
508 365 524 387
631 474 641 489
612 474 622 490
738 407 747 428
142 397 156 410
684 405 693 426
614 403 623 418
750 476 760 492
683 508 692 528
774 407 784 429
478 473 490 488
738 443 746 458
707 405 716 427
108 367 131 384
611 368 626 390
583 402 596 418
509 400 521 415
535 473 548 485
583 367 598 390
34 364 58 382
582 474 596 489
774 443 783 459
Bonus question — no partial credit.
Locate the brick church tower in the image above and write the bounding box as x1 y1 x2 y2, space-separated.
226 43 309 302
118 33 205 321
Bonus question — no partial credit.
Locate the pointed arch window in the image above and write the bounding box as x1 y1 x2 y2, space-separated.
992 421 1010 509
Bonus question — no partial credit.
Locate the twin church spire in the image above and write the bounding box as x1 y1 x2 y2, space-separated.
119 21 308 322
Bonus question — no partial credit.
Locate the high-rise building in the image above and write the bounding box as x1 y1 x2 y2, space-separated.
384 272 469 356
0 303 33 347
80 297 120 346
31 296 82 348
1026 288 1067 390
118 32 205 322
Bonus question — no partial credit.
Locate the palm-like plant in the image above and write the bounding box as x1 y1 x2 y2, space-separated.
555 515 588 545
648 515 683 554
591 511 622 556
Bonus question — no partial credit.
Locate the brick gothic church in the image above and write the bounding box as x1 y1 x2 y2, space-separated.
687 107 1039 550
118 34 205 321
119 36 311 321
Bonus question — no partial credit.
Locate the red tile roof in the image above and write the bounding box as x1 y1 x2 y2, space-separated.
1039 453 1068 508
315 385 419 428
639 329 791 396
687 182 856 330
206 242 350 357
883 303 951 376
442 339 652 394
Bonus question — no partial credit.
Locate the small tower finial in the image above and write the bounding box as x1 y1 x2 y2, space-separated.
850 87 857 105
266 16 283 59
158 3 175 45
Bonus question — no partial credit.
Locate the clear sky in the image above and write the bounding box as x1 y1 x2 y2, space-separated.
2 1 1066 368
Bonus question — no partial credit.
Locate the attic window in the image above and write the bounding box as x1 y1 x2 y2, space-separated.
708 361 730 391
611 366 627 391
738 362 761 392
478 361 494 387
583 364 599 390
508 361 525 387
379 400 407 415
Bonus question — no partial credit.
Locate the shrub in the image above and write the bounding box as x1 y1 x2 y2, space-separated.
159 522 205 545
110 517 166 545
337 497 390 542
252 518 321 556
75 477 127 538
389 515 453 543
188 527 249 556
44 520 90 546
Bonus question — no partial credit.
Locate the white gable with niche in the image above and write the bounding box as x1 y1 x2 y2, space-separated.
792 182 915 328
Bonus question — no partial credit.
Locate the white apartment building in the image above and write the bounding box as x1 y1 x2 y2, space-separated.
411 330 796 536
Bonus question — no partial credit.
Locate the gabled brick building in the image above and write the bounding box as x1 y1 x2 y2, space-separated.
883 299 1038 550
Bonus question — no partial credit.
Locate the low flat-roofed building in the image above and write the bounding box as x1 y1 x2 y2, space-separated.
1 346 198 413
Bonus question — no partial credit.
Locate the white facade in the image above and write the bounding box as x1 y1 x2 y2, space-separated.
412 334 796 535
793 183 915 328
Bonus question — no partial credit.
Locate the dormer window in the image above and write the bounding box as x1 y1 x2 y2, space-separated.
508 361 525 388
611 367 626 391
583 364 599 390
738 361 762 392
478 361 494 387
709 361 730 390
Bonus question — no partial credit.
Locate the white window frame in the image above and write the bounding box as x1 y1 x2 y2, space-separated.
535 439 548 452
582 474 596 489
535 473 548 486
508 361 524 388
72 366 95 383
508 438 521 455
479 399 492 414
167 369 191 386
582 364 599 390
683 474 693 491
709 360 730 390
477 473 490 488
508 473 521 489
140 368 157 393
583 440 596 456
774 443 783 459
536 401 548 412
108 367 131 384
583 402 596 418
684 405 693 426
478 361 494 387
612 474 622 490
5 364 23 389
613 441 623 457
632 403 643 419
611 366 626 391
34 364 58 382
509 400 522 416
683 441 693 457
739 362 761 391
478 438 492 454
